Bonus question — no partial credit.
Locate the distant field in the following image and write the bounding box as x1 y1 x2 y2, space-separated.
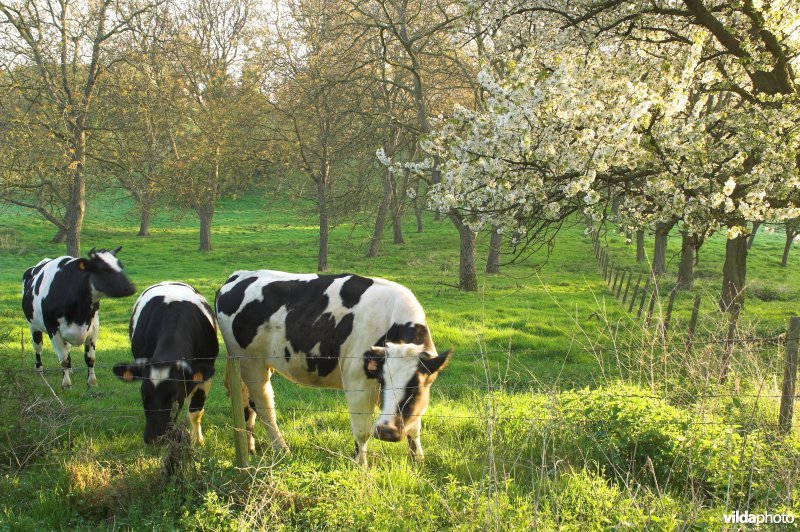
1 190 799 529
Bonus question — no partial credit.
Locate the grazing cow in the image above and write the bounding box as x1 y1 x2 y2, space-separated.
113 282 218 445
216 270 451 466
22 247 136 388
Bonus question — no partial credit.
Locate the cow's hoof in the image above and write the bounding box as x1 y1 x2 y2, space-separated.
87 376 97 387
35 367 44 375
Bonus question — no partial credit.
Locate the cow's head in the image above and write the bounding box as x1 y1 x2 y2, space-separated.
113 360 215 444
79 246 136 298
366 342 451 442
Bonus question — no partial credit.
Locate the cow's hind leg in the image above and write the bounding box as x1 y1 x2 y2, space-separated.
241 384 257 453
187 379 212 445
30 327 43 374
406 420 424 462
49 333 73 388
83 313 99 387
346 387 378 467
246 371 289 454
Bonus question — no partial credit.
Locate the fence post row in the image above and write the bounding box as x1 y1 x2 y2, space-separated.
616 270 626 299
779 317 800 434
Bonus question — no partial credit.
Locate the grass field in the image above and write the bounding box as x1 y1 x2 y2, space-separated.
1 189 799 529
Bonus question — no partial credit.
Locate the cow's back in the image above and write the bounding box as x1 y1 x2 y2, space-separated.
216 270 431 388
130 282 218 362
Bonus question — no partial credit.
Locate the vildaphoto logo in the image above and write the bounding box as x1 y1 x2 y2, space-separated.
723 511 795 525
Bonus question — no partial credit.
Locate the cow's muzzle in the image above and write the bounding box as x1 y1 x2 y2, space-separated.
374 423 403 442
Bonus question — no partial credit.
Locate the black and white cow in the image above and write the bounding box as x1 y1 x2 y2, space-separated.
113 282 218 445
216 270 450 466
22 247 136 388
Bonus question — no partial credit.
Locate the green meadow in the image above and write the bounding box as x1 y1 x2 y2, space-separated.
1 189 799 529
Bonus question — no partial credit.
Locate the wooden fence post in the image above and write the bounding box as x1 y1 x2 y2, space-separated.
628 275 642 313
611 268 620 291
662 288 678 335
616 270 626 299
686 295 701 353
779 317 800 434
226 354 250 469
637 275 652 319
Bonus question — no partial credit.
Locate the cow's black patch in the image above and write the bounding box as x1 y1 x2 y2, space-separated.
22 285 34 321
57 257 71 269
217 276 258 316
399 373 421 421
230 274 352 377
363 322 429 380
32 330 42 345
340 275 373 308
284 347 291 362
33 275 44 296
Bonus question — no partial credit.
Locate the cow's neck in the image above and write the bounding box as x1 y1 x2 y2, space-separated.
153 329 195 363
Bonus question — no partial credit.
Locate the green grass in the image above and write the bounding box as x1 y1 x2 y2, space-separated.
1 189 799 529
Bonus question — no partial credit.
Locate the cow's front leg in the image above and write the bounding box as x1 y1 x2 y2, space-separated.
187 379 212 445
406 420 424 462
346 387 378 467
49 333 73 388
83 312 99 387
247 372 289 454
30 327 43 374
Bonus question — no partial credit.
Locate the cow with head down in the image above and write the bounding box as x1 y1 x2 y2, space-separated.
113 282 218 445
216 270 450 466
22 247 136 387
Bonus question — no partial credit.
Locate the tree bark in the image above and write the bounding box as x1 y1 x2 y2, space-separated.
652 221 674 275
448 211 477 291
317 177 329 272
720 230 747 314
676 231 695 290
781 222 798 267
138 206 152 237
486 227 502 273
415 179 424 233
747 221 761 249
636 230 645 262
198 204 214 252
51 227 67 244
611 195 621 217
367 168 393 257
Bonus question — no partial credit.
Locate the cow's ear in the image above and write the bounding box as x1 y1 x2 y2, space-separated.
111 245 122 256
364 347 386 379
113 362 143 382
419 349 451 375
77 258 96 272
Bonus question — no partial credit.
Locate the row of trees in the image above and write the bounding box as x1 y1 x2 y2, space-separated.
1 0 798 322
422 0 799 321
0 0 485 272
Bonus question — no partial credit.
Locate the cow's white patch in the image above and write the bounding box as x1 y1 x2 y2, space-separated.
95 251 122 272
376 343 425 423
131 282 214 333
57 317 89 346
150 366 171 388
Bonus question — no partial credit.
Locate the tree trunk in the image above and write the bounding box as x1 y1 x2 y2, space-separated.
448 211 477 291
611 195 621 217
51 227 67 244
367 169 393 257
391 212 405 244
676 231 695 290
720 230 747 314
636 230 645 262
317 178 329 272
415 179 423 233
198 204 214 252
781 223 798 267
65 131 87 256
747 221 761 249
486 228 502 273
652 221 674 275
138 207 152 237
